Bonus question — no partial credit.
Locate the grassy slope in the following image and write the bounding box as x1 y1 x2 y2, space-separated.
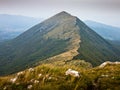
108 40 120 51
0 13 79 76
0 37 69 76
0 61 120 90
73 18 120 66
0 11 120 76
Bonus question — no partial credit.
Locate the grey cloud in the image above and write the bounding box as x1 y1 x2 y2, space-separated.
0 0 120 27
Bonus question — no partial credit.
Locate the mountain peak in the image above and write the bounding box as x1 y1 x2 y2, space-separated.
0 11 120 76
53 11 74 19
58 11 71 15
44 11 76 25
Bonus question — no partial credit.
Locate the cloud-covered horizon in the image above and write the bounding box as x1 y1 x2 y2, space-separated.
0 0 120 27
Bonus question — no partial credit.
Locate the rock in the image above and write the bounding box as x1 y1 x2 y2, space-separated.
10 77 18 83
34 80 39 84
99 61 112 68
115 61 120 64
28 68 34 72
99 61 120 68
38 73 42 77
27 85 33 89
17 71 24 76
48 77 52 80
65 69 80 77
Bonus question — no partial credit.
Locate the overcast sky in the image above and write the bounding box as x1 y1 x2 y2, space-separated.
0 0 120 27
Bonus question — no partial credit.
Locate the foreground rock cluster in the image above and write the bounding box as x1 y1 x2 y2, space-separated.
0 61 120 90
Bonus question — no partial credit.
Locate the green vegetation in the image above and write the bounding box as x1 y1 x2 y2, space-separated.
0 38 69 76
108 40 120 51
0 11 79 76
0 11 120 76
0 62 120 90
73 18 120 66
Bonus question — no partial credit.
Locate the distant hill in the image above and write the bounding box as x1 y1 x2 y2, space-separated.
0 11 119 75
0 14 42 42
85 20 120 41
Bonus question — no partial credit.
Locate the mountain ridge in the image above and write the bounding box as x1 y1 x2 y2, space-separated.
0 11 119 75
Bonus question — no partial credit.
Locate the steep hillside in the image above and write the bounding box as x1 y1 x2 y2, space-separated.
0 11 119 76
108 40 120 51
0 12 80 75
74 19 120 66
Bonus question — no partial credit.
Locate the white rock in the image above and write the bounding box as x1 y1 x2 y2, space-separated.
17 71 24 76
28 68 34 72
38 73 42 77
65 69 80 77
34 80 39 84
115 61 120 64
99 61 120 68
99 61 112 68
27 85 33 89
10 77 18 83
48 77 52 80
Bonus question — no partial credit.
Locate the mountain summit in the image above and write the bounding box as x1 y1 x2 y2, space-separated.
0 11 119 75
53 11 73 17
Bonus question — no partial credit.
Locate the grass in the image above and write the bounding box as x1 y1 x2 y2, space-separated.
0 61 120 90
73 18 120 66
